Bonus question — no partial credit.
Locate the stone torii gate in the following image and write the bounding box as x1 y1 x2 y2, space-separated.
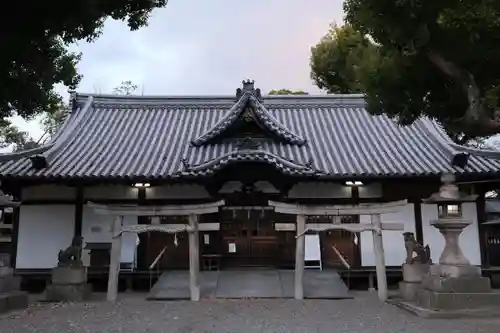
87 200 225 302
268 200 407 302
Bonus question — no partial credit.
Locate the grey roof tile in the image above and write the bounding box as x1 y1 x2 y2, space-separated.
1 91 500 180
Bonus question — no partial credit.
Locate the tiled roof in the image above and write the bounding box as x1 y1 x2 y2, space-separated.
1 82 500 180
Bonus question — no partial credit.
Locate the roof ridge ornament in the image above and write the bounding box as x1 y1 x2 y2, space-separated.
236 79 262 102
191 80 306 146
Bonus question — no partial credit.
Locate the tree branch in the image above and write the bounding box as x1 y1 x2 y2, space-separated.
427 51 500 136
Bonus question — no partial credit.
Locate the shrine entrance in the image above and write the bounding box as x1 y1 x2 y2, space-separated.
219 207 279 268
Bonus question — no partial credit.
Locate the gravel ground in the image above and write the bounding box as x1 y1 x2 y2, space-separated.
1 292 499 333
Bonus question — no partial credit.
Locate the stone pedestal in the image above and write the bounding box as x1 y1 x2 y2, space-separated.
399 263 428 301
45 266 91 302
0 266 29 314
398 217 500 317
414 264 500 311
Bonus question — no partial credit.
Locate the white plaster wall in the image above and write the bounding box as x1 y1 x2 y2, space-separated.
146 184 210 199
84 185 138 200
287 182 351 198
16 205 75 269
82 206 138 264
22 185 76 200
421 202 481 265
360 203 415 266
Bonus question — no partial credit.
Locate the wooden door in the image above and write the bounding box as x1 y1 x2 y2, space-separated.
138 231 190 270
319 215 360 269
221 210 279 267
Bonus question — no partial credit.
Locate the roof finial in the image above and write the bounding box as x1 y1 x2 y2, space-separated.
236 79 262 101
242 79 255 91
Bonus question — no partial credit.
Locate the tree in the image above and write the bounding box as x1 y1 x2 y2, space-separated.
310 24 376 94
268 89 308 95
0 0 168 147
312 1 500 139
113 80 139 95
0 125 40 152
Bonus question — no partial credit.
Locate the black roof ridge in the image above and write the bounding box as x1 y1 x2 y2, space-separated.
177 149 322 177
76 92 365 99
0 96 94 164
77 92 366 104
421 119 500 161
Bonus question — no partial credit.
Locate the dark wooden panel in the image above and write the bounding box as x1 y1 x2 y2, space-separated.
318 215 360 269
138 231 190 270
486 226 500 267
219 209 280 267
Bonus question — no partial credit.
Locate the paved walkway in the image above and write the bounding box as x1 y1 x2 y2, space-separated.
148 270 352 299
1 292 499 333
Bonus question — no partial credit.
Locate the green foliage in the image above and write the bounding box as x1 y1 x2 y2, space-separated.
0 125 40 151
311 1 500 137
0 0 167 147
310 24 376 94
268 89 308 95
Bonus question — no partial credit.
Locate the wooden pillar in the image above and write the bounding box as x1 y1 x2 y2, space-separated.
107 215 123 302
74 186 84 237
371 213 388 302
294 214 306 300
476 190 488 266
188 214 200 301
413 201 424 244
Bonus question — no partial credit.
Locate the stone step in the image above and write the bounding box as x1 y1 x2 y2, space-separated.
0 275 21 293
0 292 29 314
147 270 353 300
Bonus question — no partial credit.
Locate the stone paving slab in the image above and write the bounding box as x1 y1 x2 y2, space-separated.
147 269 352 300
280 270 352 299
2 292 500 333
216 270 283 298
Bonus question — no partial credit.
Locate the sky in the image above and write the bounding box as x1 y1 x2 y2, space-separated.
10 0 344 140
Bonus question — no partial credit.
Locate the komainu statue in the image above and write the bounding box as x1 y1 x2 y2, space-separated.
57 236 84 267
403 232 432 265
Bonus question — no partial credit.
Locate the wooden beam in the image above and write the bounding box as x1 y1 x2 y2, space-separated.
87 200 225 216
268 199 408 215
107 215 123 302
296 222 404 237
294 214 306 300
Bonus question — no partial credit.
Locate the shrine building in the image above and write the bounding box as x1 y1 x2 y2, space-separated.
1 80 500 292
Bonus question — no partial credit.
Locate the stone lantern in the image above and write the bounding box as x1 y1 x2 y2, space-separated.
423 173 477 273
404 173 500 315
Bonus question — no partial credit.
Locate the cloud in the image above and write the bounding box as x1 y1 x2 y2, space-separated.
13 0 344 139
